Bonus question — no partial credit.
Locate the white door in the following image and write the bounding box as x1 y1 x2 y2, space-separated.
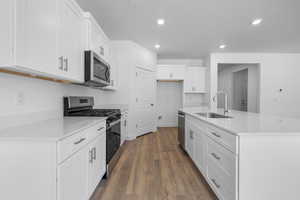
135 67 156 137
15 0 59 75
59 0 84 82
87 134 106 197
57 147 88 200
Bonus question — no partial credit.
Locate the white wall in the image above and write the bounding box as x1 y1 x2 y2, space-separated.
0 73 109 130
218 64 259 113
157 81 183 127
158 59 203 66
209 53 300 118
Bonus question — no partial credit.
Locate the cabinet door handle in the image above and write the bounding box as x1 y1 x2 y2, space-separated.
190 130 193 139
124 120 127 127
97 127 105 131
92 147 96 160
89 150 93 163
100 46 104 56
211 178 221 188
58 56 64 70
73 138 86 145
211 132 221 138
63 58 68 71
211 153 221 160
169 73 173 78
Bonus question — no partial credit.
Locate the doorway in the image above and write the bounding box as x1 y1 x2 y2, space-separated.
233 69 248 111
217 63 260 113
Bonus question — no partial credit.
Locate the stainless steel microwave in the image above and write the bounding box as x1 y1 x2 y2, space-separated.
84 50 110 87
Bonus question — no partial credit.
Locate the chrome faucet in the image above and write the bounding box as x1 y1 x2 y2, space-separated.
216 91 229 115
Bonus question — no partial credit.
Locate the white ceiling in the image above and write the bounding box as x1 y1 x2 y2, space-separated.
76 0 300 59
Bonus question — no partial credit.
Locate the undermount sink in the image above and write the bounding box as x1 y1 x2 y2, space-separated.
196 112 233 119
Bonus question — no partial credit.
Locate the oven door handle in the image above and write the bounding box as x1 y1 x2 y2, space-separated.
107 119 121 129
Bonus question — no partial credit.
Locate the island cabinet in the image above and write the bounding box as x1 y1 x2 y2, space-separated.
185 115 238 200
0 120 106 200
0 0 85 82
185 112 300 200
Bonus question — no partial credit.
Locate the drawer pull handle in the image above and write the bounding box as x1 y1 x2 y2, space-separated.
74 138 86 145
211 153 221 160
211 178 221 188
211 132 221 138
97 127 105 131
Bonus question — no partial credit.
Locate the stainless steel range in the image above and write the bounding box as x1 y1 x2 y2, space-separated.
64 96 121 176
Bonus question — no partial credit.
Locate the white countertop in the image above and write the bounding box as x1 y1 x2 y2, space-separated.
180 107 300 135
0 117 106 141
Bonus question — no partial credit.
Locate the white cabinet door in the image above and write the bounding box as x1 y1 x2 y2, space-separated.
121 112 128 144
193 130 205 173
14 0 59 75
184 67 206 93
185 121 194 158
157 65 185 80
57 147 88 200
87 134 106 197
59 0 84 82
85 12 110 64
0 0 13 66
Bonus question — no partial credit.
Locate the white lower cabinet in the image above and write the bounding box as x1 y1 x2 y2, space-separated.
87 133 106 197
121 111 128 144
58 147 88 200
0 120 106 200
185 115 238 200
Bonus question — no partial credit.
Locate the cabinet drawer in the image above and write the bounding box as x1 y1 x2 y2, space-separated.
207 137 236 177
207 158 236 200
87 121 106 141
58 131 89 163
207 125 237 153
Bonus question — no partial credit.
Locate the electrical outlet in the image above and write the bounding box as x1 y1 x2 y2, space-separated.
15 92 24 106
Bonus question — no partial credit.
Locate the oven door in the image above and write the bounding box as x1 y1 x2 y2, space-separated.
84 51 110 87
106 119 121 164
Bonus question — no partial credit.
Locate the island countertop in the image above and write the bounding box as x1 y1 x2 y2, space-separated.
180 107 300 135
0 117 107 141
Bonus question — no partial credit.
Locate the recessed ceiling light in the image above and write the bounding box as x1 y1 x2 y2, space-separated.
157 19 165 26
251 18 263 26
219 44 226 49
155 44 161 49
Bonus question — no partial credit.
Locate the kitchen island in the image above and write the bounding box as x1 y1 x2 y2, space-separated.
180 107 300 200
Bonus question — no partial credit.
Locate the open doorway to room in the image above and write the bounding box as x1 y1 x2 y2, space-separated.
217 63 260 113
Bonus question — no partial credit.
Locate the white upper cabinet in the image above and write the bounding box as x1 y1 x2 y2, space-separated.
84 12 111 64
157 65 185 80
0 1 13 66
184 66 206 93
58 0 85 82
1 0 59 75
0 0 85 82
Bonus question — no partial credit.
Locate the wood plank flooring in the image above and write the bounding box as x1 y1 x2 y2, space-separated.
91 127 217 200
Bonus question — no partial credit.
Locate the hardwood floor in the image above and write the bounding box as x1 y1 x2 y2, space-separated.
91 127 217 200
